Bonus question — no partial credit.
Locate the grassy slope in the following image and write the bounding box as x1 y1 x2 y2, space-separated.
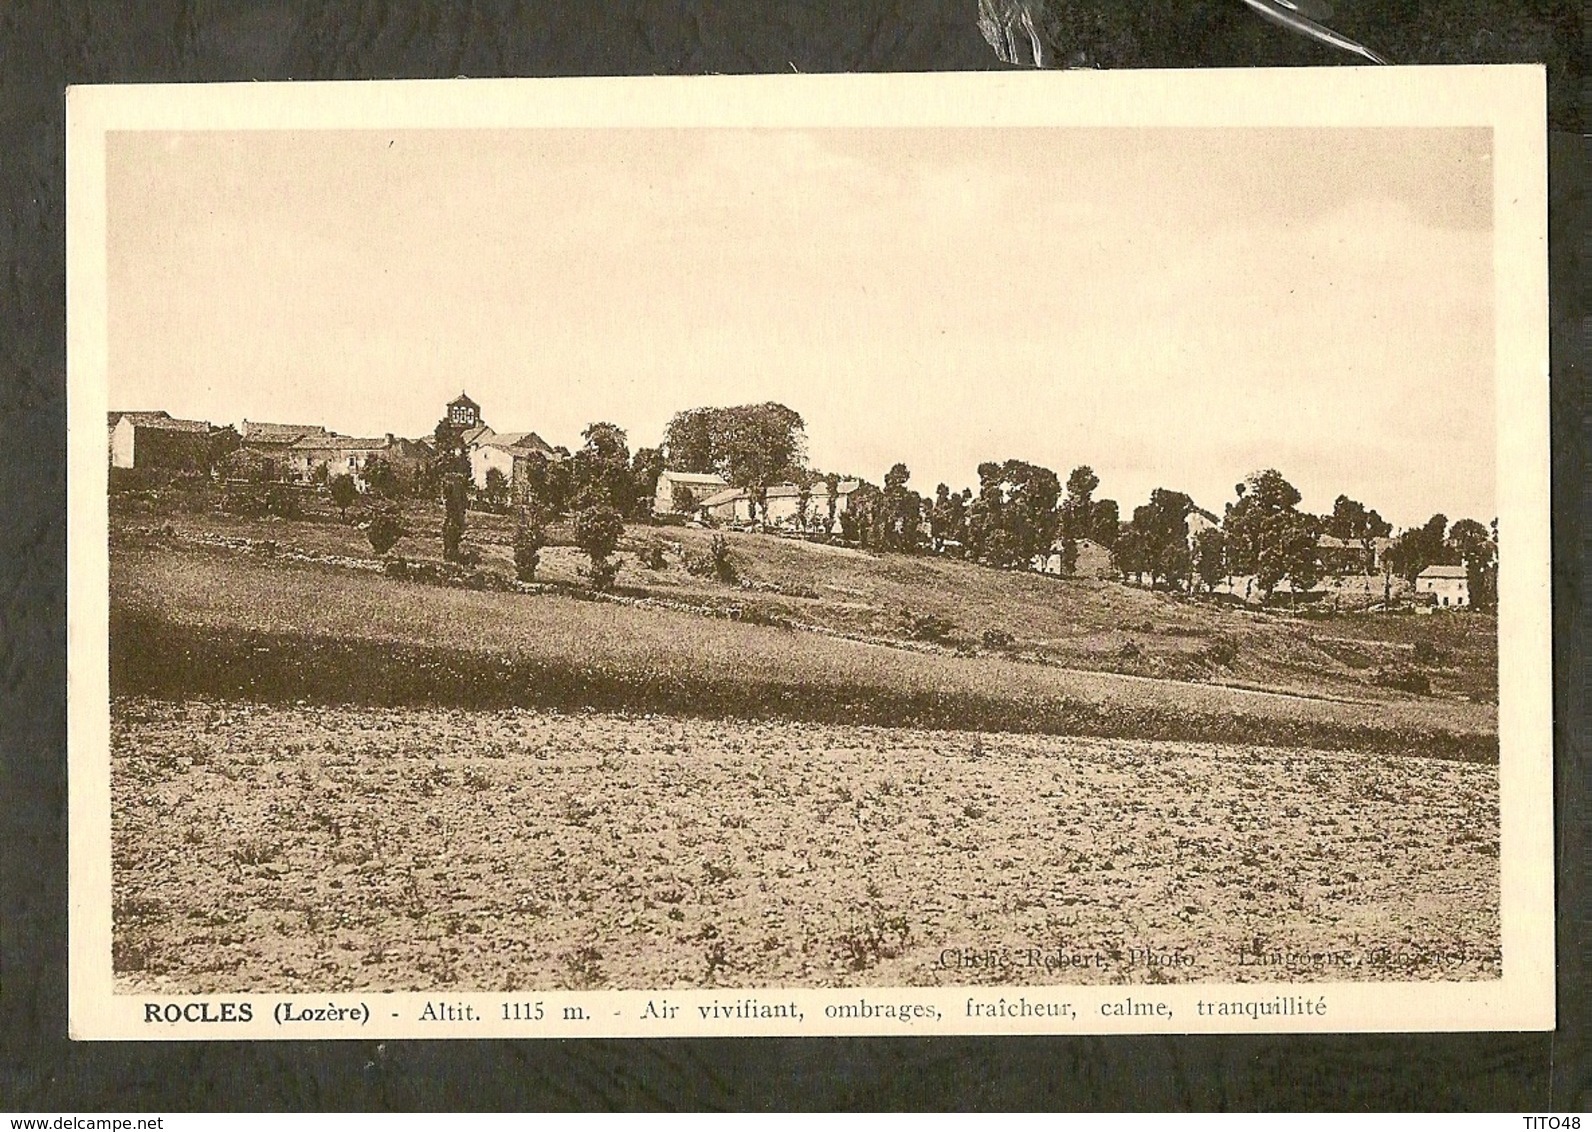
114 490 1499 706
111 542 1496 759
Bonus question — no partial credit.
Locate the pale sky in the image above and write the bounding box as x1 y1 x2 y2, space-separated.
106 126 1495 529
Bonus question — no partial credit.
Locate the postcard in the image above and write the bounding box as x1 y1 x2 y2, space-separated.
66 67 1551 1038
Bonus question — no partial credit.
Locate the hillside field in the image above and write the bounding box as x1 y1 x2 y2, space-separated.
106 493 1500 991
110 487 1499 731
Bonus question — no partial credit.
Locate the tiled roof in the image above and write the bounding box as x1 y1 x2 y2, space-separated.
132 416 210 433
109 410 170 428
698 480 860 507
698 487 746 509
480 431 555 455
1418 564 1469 579
291 434 393 452
658 470 729 486
766 480 859 499
241 420 328 440
111 411 206 431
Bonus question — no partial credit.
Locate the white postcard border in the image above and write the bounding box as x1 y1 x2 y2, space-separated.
66 67 1553 1040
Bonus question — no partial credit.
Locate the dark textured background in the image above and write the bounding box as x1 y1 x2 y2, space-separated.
1 0 1586 1111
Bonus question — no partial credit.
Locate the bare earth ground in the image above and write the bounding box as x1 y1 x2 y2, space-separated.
112 698 1499 993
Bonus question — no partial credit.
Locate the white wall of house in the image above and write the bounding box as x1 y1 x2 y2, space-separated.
292 447 382 486
110 417 136 468
1417 575 1469 607
470 444 515 491
654 472 727 516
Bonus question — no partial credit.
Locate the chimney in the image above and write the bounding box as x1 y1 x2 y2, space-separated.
385 433 395 446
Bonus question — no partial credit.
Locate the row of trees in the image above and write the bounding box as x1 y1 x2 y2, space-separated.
830 462 1120 568
344 397 1498 609
1104 469 1498 609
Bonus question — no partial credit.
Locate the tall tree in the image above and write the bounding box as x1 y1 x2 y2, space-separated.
630 446 666 517
1130 488 1195 589
571 488 626 591
661 408 716 474
1111 527 1148 585
663 403 807 524
1387 513 1453 581
1448 517 1497 610
431 417 471 482
1324 493 1392 572
1089 498 1120 547
1059 465 1099 540
930 483 969 552
571 422 635 516
440 474 468 562
823 472 841 535
363 455 401 499
482 466 510 512
964 462 1004 563
709 403 806 524
1223 469 1319 598
1193 527 1227 592
328 473 357 521
967 459 1061 567
878 463 924 552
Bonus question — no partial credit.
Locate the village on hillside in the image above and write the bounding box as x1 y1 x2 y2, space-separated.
109 390 1497 616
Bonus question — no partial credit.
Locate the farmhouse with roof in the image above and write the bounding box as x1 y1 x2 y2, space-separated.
698 479 861 528
237 420 330 480
653 470 729 517
1033 537 1114 579
1415 564 1469 608
289 432 431 489
107 411 214 471
1317 534 1395 575
470 431 558 492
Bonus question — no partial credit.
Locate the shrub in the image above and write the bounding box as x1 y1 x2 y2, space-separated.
1202 633 1240 667
686 533 739 584
900 609 955 643
981 628 1015 650
265 484 302 520
384 554 410 579
109 466 170 493
587 558 621 593
572 500 625 592
513 522 544 583
222 488 267 517
454 544 482 568
1375 666 1431 695
328 474 357 520
366 505 405 555
1412 640 1445 666
640 539 668 571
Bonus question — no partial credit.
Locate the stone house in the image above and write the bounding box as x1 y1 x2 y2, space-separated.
470 431 558 492
652 470 729 517
1415 564 1470 608
107 411 213 471
237 420 329 480
1032 537 1114 578
698 480 860 528
289 433 431 490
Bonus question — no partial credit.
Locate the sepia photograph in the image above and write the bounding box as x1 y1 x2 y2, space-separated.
66 70 1552 1037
